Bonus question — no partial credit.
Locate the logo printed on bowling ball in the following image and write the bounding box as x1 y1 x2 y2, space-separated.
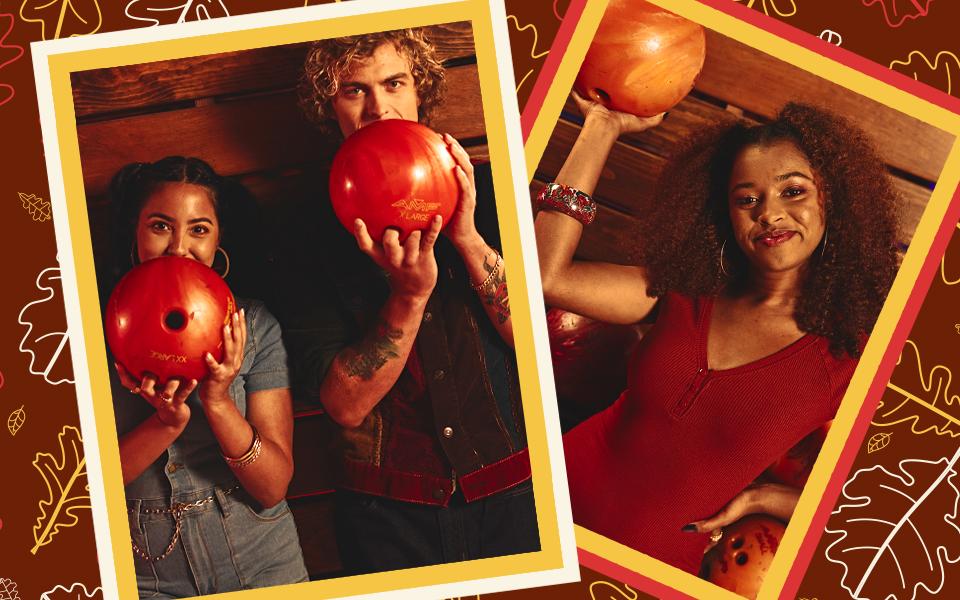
329 120 459 241
574 0 706 117
105 256 235 384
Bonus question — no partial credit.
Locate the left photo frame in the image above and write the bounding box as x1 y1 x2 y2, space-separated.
31 1 577 598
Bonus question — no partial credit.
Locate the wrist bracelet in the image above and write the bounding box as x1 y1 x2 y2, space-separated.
223 425 262 469
537 182 597 226
472 250 503 292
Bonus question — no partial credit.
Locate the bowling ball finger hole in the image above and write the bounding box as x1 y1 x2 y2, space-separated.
730 536 744 550
163 309 188 332
735 552 749 566
590 87 611 106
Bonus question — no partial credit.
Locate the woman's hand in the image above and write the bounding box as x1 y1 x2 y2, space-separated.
440 133 483 253
354 216 441 302
683 482 801 541
571 89 665 137
115 361 195 430
199 309 246 409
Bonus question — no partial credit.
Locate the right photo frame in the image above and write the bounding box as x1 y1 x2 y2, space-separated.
523 0 960 597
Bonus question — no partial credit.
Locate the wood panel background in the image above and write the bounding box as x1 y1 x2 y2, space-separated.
532 29 953 267
74 22 482 580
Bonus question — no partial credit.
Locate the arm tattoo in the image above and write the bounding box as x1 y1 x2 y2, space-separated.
342 320 404 380
480 254 511 325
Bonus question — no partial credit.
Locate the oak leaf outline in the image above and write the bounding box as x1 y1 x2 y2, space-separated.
18 265 74 386
873 340 960 437
124 0 230 27
19 0 102 40
19 192 52 222
31 425 91 554
862 0 935 28
824 450 960 600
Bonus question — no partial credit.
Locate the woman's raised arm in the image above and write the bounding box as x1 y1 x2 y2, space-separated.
535 93 664 324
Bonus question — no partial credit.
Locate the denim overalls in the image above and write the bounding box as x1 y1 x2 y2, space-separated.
113 299 308 598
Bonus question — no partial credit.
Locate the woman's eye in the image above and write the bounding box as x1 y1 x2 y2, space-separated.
149 222 170 232
735 196 757 207
343 87 362 97
191 225 210 235
388 80 403 89
783 186 805 198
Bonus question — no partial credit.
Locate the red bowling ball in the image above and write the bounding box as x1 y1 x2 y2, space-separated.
106 256 236 384
329 119 459 241
574 0 706 117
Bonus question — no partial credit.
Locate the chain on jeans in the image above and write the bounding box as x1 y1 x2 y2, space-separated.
129 486 238 562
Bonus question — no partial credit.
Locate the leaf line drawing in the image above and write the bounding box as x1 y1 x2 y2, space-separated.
734 0 798 18
868 432 892 454
0 12 25 108
824 448 960 600
19 0 102 40
7 405 25 436
0 577 21 600
40 582 103 600
589 580 639 599
891 50 959 98
507 15 548 95
19 192 52 222
874 340 960 437
124 0 230 27
31 425 90 554
17 265 74 386
862 0 935 29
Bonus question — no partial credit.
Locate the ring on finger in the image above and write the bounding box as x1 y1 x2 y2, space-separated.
158 391 173 402
130 386 141 395
709 529 724 543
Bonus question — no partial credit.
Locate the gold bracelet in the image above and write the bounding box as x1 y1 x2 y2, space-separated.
223 425 262 469
471 250 502 292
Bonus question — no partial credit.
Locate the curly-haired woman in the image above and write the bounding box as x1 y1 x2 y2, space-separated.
535 94 899 573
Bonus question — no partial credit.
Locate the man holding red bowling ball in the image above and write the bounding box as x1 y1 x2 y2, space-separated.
289 29 537 573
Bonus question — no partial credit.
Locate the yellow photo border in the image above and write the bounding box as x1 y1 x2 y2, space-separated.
35 1 572 598
522 0 960 598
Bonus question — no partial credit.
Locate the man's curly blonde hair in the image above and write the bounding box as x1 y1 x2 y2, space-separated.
299 28 447 134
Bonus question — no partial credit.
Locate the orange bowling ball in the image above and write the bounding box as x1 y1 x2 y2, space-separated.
574 0 706 117
704 515 785 599
329 119 459 242
106 256 235 384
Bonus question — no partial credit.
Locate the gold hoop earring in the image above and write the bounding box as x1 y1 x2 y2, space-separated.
216 246 230 278
819 229 829 261
130 241 140 267
719 239 729 277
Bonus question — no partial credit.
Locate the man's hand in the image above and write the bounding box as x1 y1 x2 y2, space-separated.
354 215 442 300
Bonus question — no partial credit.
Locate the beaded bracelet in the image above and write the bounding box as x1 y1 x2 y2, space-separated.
223 425 262 469
536 182 597 226
472 250 503 292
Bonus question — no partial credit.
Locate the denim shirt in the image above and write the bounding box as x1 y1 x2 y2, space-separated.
113 298 290 502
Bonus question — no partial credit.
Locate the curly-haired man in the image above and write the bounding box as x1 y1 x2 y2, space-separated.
289 28 539 574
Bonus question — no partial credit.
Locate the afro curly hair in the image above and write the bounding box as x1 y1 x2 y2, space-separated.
636 102 901 358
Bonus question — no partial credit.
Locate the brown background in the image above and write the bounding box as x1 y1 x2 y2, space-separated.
2 0 960 598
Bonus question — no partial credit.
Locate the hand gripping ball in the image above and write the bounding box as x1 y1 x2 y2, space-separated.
704 515 786 599
574 0 706 117
105 256 236 384
329 119 459 242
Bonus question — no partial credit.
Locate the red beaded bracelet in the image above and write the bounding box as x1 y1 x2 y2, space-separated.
536 183 597 226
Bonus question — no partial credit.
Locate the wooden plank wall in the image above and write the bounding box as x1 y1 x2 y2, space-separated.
532 29 954 266
75 22 482 579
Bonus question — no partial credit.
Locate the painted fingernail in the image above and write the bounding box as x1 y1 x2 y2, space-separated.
681 524 697 532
